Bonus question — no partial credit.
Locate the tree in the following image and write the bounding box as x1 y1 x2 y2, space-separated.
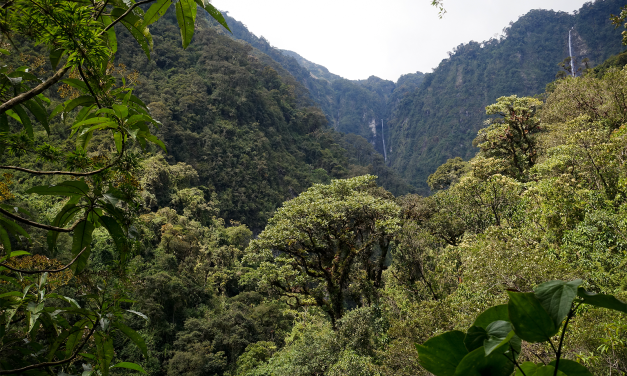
243 175 401 328
473 96 543 178
427 157 468 192
0 0 229 373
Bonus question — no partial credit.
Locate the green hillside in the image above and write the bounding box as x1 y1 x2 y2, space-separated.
112 10 414 229
219 1 626 194
386 0 626 192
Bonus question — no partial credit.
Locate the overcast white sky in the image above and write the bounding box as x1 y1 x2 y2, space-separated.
210 0 590 82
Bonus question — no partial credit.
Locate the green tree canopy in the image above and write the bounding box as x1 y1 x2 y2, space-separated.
244 175 401 327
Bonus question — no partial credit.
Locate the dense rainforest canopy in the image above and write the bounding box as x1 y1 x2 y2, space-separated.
2 0 627 375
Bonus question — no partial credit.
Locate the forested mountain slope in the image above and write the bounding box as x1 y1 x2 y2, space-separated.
215 0 626 194
115 10 414 229
216 14 407 153
386 0 626 192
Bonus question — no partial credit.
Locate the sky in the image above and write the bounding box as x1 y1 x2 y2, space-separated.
210 0 591 82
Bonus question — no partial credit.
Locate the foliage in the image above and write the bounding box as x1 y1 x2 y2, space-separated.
416 279 627 376
474 96 543 179
244 175 401 327
427 157 469 191
386 0 625 191
0 0 230 373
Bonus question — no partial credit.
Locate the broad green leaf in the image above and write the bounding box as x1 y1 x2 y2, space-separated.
577 287 627 313
27 301 44 332
102 194 120 206
62 79 89 92
125 113 149 126
473 304 509 329
126 310 149 320
36 93 51 105
71 116 111 129
49 49 65 69
175 0 197 49
508 292 557 343
99 201 126 224
5 109 21 123
111 8 153 59
464 326 487 352
85 121 118 134
115 91 148 110
8 70 39 81
0 226 11 254
515 362 540 376
98 216 128 254
50 104 65 119
143 0 172 26
0 217 30 239
535 280 582 327
145 134 167 152
96 108 117 116
12 103 33 138
101 16 118 54
46 328 71 361
4 305 21 331
194 0 230 31
113 322 148 358
77 129 94 149
22 99 49 134
453 345 514 376
111 362 147 373
66 323 87 358
114 131 124 153
112 104 128 119
47 199 82 252
0 291 22 298
71 220 94 273
416 330 468 376
95 332 114 376
9 251 30 258
65 95 95 113
123 19 152 59
483 320 514 355
75 104 96 123
519 365 567 376
26 181 89 196
549 359 593 376
107 26 118 55
48 293 81 308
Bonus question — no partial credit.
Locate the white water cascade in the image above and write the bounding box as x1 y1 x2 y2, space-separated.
381 119 387 163
569 28 575 77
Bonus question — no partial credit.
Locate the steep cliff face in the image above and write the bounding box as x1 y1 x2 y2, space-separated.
210 0 623 194
385 0 626 193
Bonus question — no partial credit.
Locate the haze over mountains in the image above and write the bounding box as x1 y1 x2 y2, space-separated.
214 0 625 193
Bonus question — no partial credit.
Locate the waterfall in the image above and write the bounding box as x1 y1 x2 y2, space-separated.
381 119 387 163
569 28 575 77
